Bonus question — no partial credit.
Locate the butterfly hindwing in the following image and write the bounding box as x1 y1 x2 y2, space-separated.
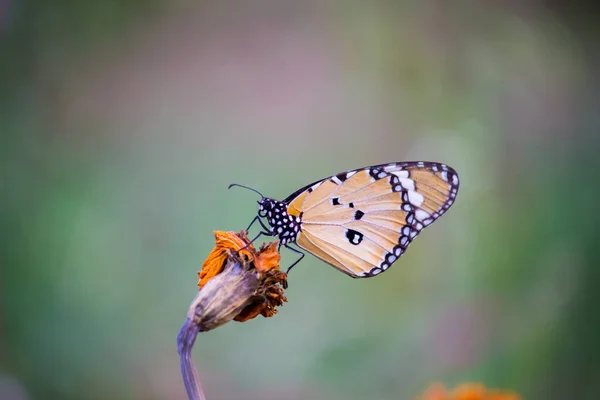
286 162 459 278
297 225 388 277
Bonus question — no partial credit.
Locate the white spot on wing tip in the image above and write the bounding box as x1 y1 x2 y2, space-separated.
408 191 424 207
415 209 430 221
452 173 459 185
392 170 409 179
399 177 415 191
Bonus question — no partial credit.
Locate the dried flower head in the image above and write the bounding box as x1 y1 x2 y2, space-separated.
191 230 287 331
415 383 522 400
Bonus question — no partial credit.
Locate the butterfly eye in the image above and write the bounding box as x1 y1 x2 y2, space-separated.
258 202 269 217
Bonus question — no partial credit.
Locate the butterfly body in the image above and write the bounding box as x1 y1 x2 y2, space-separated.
258 198 302 246
239 161 459 278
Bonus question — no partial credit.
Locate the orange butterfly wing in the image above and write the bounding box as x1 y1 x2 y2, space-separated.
286 162 459 278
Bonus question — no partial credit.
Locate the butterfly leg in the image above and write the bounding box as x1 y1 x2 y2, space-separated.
236 229 275 256
283 243 305 274
248 231 271 245
240 216 272 249
246 215 270 232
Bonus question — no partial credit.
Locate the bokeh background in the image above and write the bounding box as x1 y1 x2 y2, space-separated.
2 1 599 399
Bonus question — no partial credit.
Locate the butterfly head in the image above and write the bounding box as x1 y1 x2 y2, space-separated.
258 197 287 230
228 183 302 243
257 197 271 217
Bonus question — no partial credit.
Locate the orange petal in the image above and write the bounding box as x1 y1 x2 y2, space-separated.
452 383 487 400
253 242 281 273
416 383 448 400
198 231 255 288
416 383 522 400
486 390 522 400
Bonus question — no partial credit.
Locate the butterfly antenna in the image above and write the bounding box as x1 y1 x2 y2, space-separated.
228 183 265 198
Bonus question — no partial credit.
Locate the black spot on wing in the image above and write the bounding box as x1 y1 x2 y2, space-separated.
345 229 364 245
368 167 388 180
354 210 364 220
332 197 340 206
335 172 348 182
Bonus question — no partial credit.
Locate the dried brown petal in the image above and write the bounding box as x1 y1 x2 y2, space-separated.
234 269 288 321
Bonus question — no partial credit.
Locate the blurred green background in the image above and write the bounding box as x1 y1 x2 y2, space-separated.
1 1 599 399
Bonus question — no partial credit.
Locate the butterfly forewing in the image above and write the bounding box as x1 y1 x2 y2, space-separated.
286 162 459 278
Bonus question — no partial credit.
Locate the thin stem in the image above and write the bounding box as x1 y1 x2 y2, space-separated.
177 317 206 400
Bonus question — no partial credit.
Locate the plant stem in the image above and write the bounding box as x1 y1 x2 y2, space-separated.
177 315 206 400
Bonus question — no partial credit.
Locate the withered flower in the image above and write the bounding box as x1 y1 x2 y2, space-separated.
415 383 522 400
195 230 287 328
178 231 287 400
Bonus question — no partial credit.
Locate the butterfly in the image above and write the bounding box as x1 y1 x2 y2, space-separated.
229 161 459 278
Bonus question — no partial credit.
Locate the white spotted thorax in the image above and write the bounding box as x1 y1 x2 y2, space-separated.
258 198 302 245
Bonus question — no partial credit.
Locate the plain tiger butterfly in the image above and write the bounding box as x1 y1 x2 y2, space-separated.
229 161 459 278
